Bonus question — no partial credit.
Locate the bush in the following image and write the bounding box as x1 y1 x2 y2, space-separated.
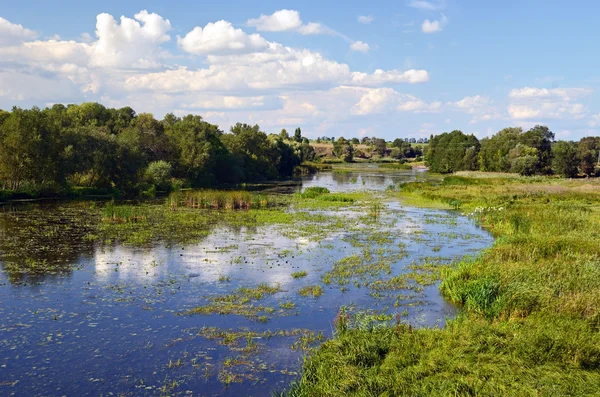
145 161 173 191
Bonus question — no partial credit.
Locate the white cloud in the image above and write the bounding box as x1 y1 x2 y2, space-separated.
408 1 446 11
247 9 334 37
350 87 441 115
297 22 329 35
508 86 591 120
247 9 302 32
181 95 269 110
349 69 429 85
509 87 592 101
0 17 37 45
90 10 172 68
422 14 447 33
450 95 490 113
358 15 374 24
178 20 268 55
352 88 397 115
588 113 600 127
350 41 370 52
508 103 587 120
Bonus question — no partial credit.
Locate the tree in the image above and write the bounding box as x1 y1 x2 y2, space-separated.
333 137 354 162
294 127 302 143
520 125 554 174
165 115 227 186
478 127 522 172
373 138 387 156
509 144 539 176
578 137 600 176
426 130 480 173
280 129 289 140
552 141 579 178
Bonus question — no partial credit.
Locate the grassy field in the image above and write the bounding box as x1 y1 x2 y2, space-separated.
279 175 600 396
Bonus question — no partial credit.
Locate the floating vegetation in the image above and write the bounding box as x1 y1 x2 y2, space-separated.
184 283 283 319
298 284 324 298
291 271 308 279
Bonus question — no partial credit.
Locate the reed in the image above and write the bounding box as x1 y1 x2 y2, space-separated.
168 190 274 210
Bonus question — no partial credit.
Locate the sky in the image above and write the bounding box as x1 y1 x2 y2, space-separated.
1 0 599 140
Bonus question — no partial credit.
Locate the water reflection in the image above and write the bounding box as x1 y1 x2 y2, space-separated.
301 167 424 192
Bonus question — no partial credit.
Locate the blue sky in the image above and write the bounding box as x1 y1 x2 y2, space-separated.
1 0 599 140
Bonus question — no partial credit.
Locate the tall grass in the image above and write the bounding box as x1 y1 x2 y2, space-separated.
168 190 274 210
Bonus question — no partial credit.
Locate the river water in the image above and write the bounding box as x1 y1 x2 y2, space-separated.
0 169 492 396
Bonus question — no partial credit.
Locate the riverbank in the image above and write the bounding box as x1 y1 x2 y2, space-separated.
279 175 600 396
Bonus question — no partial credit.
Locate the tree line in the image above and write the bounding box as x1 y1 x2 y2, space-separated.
425 126 600 177
0 103 316 196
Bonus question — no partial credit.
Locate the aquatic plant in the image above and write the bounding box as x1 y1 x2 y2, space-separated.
298 284 323 298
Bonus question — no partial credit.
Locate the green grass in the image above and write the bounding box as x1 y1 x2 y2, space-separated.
279 176 600 396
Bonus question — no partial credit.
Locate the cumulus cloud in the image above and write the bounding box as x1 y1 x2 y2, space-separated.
448 95 501 123
508 86 591 120
178 20 268 55
90 10 172 68
0 17 37 45
350 87 441 115
358 15 374 24
422 14 447 33
247 9 333 36
247 9 302 32
350 41 370 52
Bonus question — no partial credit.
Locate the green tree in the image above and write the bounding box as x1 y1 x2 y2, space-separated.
373 138 387 156
552 141 579 178
333 137 354 162
280 128 290 140
577 137 600 176
165 115 227 186
294 127 302 143
426 130 480 173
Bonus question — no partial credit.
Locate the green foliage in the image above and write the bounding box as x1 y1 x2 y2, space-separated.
0 104 304 198
298 187 330 199
552 141 579 177
577 136 600 176
425 130 480 173
145 160 173 191
333 137 354 162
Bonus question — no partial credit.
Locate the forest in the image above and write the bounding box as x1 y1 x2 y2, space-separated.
425 126 600 177
0 103 316 197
